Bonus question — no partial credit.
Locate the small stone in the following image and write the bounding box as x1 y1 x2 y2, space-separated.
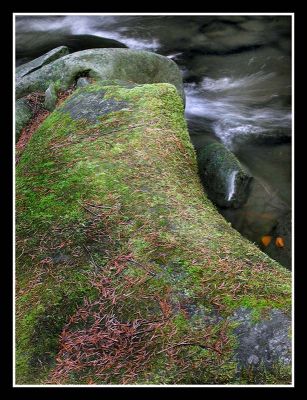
247 355 259 365
76 77 91 88
44 83 57 111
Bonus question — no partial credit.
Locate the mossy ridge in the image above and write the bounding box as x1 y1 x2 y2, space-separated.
16 82 291 384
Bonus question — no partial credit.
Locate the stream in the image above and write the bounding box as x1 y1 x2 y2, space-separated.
15 15 292 268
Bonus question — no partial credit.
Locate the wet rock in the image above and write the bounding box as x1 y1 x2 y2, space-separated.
16 46 69 80
15 98 33 141
265 211 292 269
232 308 291 370
16 33 127 61
197 141 253 208
44 83 57 112
15 48 184 102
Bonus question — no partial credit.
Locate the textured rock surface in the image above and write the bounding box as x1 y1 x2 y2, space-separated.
232 308 291 369
16 83 291 385
15 48 184 101
15 98 32 141
16 46 69 80
197 141 253 208
44 83 57 112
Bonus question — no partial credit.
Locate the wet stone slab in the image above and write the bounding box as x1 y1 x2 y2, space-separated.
59 90 129 123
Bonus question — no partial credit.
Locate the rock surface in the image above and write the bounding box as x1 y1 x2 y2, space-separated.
76 77 91 88
16 33 127 61
232 308 291 370
15 48 184 102
15 98 32 141
16 46 69 80
197 141 253 208
44 83 57 112
16 82 291 385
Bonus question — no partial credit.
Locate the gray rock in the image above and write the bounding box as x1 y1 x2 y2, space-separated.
15 48 184 102
44 83 57 112
15 98 33 141
232 308 291 369
16 46 69 80
76 77 91 88
59 89 129 124
197 141 253 208
16 33 127 60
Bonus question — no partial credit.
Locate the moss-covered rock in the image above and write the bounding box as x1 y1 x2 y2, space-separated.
15 98 33 141
197 141 253 208
15 48 184 101
16 82 291 385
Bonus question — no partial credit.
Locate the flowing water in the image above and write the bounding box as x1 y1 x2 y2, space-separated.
15 15 292 268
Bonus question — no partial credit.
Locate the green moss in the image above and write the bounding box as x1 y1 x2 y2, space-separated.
16 82 291 384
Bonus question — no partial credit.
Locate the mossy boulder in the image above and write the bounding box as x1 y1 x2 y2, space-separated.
15 48 184 101
15 98 33 141
197 142 253 208
16 82 291 385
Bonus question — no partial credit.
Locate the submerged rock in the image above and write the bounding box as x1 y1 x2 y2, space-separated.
15 48 184 102
16 46 69 80
265 211 292 269
15 98 32 141
197 141 253 208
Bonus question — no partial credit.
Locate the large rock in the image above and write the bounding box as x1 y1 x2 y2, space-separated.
16 46 69 80
16 33 127 61
16 83 291 384
15 98 32 141
15 48 184 102
197 141 253 208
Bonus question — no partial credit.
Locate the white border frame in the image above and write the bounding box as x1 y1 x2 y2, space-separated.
13 12 295 388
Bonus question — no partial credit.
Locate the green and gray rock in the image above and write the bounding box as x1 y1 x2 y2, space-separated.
15 48 184 102
16 82 291 385
15 98 32 141
44 83 57 112
197 141 253 208
16 46 69 80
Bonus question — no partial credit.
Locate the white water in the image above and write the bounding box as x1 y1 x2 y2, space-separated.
227 171 238 201
185 72 291 148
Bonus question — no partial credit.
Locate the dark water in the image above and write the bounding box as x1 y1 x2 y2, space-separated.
15 15 292 268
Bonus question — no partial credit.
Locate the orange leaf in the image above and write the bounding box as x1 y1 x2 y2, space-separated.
275 237 285 248
261 235 272 247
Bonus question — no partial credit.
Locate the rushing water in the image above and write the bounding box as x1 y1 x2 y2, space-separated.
15 15 292 268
